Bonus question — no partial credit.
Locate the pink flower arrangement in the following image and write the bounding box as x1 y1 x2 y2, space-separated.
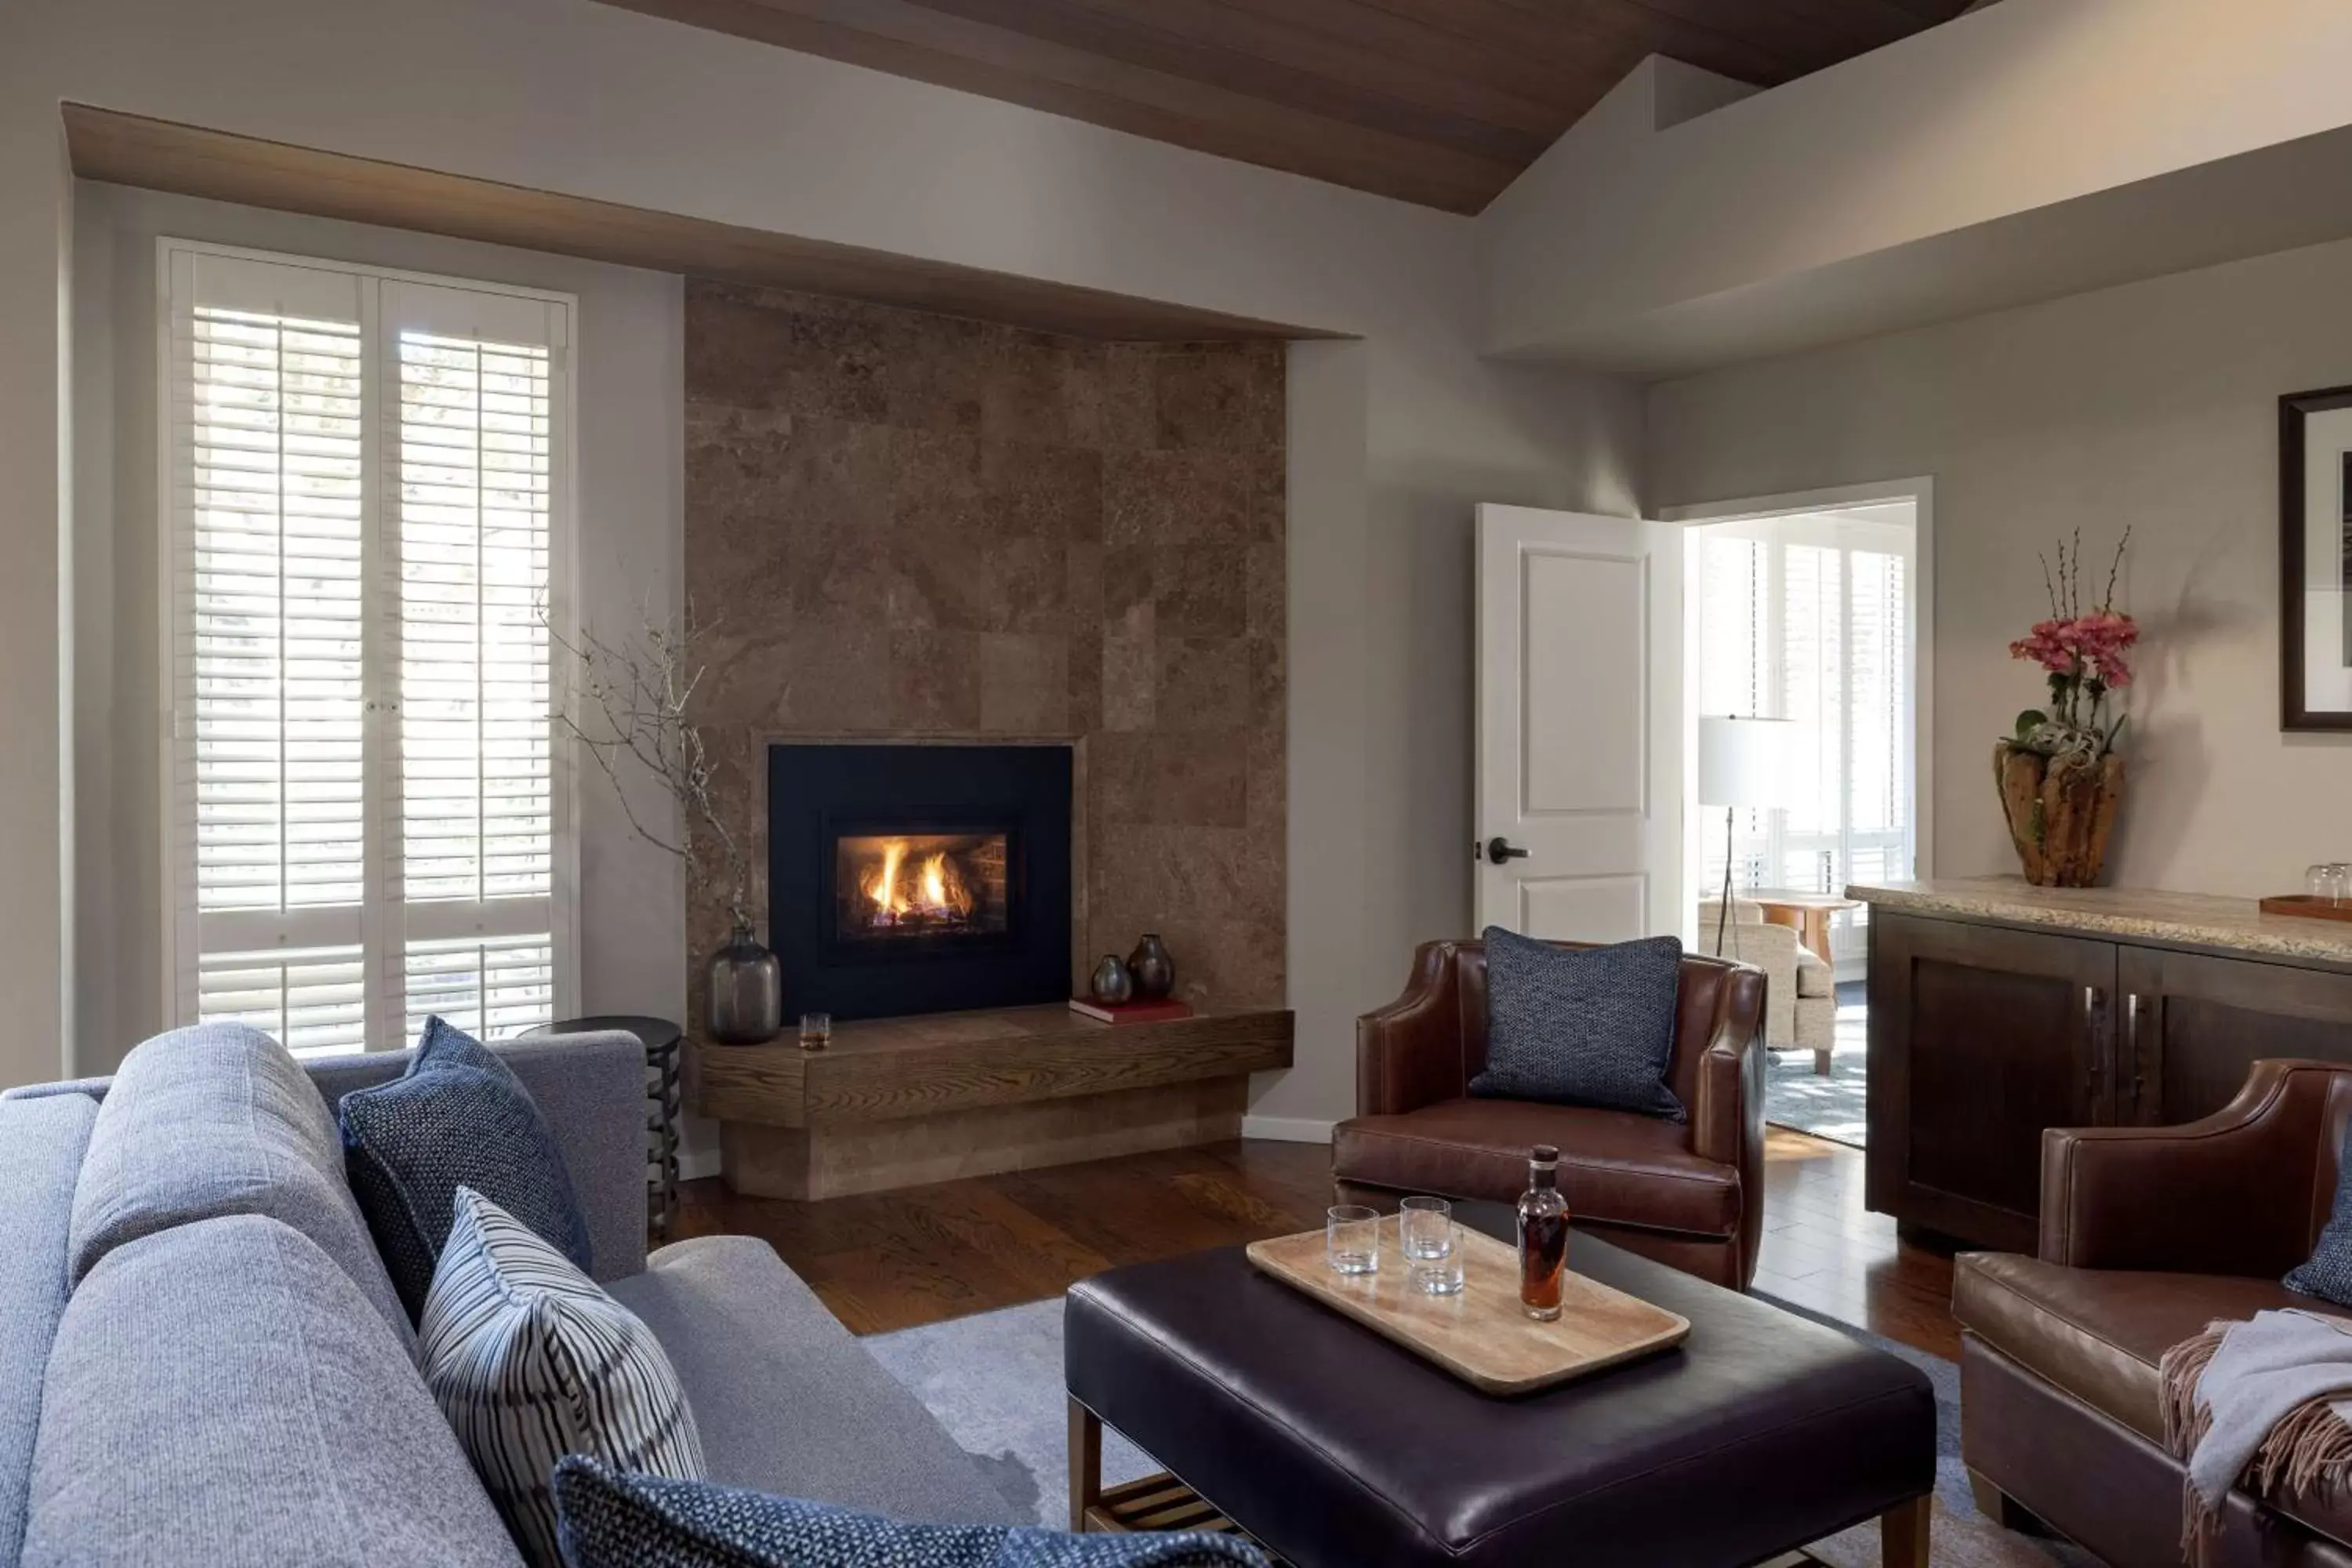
2008 530 2136 757
2009 608 2139 690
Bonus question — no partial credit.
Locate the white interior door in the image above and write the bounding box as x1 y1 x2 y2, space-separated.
1475 504 1682 941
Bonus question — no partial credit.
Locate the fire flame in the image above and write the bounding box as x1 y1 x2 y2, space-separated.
860 838 975 924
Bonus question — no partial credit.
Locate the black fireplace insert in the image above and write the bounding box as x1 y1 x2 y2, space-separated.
767 743 1073 1020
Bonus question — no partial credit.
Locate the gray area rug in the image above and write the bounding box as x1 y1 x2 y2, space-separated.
1767 982 1868 1148
866 1289 2095 1566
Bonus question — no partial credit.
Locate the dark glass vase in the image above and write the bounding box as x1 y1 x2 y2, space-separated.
1091 955 1134 1005
1127 933 1175 1000
706 921 783 1044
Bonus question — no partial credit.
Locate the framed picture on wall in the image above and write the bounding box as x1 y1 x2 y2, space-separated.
2281 385 2352 730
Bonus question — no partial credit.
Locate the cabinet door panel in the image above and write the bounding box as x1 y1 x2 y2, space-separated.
2115 947 2352 1124
1867 912 2114 1249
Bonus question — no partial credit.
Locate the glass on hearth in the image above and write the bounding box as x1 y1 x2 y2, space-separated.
1517 1144 1569 1321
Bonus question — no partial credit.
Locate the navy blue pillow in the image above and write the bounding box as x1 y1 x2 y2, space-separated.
340 1016 591 1320
2288 1118 2352 1306
551 1459 1267 1568
1470 927 1686 1122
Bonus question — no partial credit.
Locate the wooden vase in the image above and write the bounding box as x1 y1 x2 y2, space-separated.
1993 742 2125 887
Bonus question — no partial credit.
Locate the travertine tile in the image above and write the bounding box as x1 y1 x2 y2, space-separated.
888 628 984 731
1156 637 1250 731
979 634 1071 734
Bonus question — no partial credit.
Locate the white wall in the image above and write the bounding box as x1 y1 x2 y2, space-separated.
1650 234 2352 898
1483 0 2352 373
4 0 1642 1114
69 183 687 1073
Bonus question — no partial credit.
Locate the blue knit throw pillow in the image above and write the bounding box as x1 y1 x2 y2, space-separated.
2288 1119 2352 1306
550 1459 1268 1568
340 1016 592 1320
1470 927 1686 1122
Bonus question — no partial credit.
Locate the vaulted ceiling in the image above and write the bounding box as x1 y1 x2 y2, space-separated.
597 0 1980 214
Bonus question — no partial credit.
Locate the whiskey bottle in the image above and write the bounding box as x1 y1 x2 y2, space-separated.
1518 1143 1569 1321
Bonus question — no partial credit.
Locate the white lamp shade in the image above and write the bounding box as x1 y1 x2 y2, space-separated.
1697 715 1794 808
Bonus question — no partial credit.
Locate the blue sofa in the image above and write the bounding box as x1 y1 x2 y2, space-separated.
0 1025 1013 1566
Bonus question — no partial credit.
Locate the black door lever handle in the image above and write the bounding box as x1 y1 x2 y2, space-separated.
1485 837 1530 865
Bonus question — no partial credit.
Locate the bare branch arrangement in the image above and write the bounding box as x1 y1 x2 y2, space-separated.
545 601 753 929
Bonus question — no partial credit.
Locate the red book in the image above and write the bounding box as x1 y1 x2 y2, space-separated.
1068 997 1195 1025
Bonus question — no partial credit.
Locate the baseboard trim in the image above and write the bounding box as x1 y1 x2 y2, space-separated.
1241 1115 1334 1144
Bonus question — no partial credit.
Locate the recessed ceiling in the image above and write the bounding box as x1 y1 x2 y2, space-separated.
596 0 1978 214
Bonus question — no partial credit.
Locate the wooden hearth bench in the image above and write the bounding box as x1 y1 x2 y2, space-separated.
684 1004 1294 1200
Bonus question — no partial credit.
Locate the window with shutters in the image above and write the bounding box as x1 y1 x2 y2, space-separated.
1693 508 1918 969
162 241 576 1054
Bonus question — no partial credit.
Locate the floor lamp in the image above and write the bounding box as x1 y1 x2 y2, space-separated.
1697 715 1794 958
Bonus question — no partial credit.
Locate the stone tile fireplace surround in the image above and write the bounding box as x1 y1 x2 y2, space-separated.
682 281 1286 1036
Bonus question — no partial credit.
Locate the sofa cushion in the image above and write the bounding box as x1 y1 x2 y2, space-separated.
550 1457 1263 1568
22 1214 522 1568
423 1188 704 1567
341 1016 593 1319
0 1093 97 1567
1333 1099 1739 1237
1794 946 1836 998
66 1022 412 1347
608 1236 1016 1526
1472 927 1685 1121
1952 1251 2339 1442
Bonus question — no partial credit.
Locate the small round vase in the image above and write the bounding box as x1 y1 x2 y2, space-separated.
1127 933 1175 1001
1090 954 1134 1006
707 921 784 1044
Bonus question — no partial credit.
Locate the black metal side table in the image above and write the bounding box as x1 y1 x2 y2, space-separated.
519 1014 684 1242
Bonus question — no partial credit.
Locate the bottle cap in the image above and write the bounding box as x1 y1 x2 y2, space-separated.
1531 1144 1559 1163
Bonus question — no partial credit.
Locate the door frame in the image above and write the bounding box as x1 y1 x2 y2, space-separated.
1661 478 1937 913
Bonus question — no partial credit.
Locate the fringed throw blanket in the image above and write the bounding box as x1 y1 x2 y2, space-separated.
2161 1309 2352 1558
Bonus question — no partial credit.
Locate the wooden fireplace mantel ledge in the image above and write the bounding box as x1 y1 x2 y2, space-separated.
685 1004 1294 1200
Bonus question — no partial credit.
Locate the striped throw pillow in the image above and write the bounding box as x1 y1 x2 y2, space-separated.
422 1187 705 1566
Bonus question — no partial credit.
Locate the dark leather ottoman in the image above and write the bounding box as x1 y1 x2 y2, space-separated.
1064 1203 1935 1567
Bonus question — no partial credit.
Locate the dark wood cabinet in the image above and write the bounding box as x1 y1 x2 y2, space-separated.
1865 907 2352 1250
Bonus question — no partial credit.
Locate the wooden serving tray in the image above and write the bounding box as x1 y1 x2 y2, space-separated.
2260 895 2352 924
1244 1225 1690 1396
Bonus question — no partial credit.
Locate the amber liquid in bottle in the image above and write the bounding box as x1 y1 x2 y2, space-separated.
1517 1143 1569 1321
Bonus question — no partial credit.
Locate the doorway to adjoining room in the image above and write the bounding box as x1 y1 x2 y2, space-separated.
1683 494 1926 1148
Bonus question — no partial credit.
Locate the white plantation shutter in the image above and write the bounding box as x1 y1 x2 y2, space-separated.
164 243 576 1053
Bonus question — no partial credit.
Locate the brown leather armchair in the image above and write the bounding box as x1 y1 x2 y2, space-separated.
1957 1058 2352 1568
1331 938 1769 1291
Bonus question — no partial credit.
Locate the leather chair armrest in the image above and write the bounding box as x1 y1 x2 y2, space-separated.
1356 942 1467 1117
2040 1058 2347 1276
1690 963 1768 1289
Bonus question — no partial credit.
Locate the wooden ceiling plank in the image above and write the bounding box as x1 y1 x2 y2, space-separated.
1628 0 1946 65
637 0 1519 209
1351 0 1788 96
60 103 1342 340
1032 0 1613 140
902 0 1555 161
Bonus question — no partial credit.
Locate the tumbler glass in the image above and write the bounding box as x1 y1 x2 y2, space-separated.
1326 1205 1380 1276
1398 1196 1453 1260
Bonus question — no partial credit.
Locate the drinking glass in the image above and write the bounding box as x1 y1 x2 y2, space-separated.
1326 1205 1380 1276
1399 1196 1452 1260
2311 866 2352 906
798 1011 833 1051
2336 865 2352 908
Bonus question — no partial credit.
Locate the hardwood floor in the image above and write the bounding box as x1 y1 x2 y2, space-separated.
673 1127 1962 1358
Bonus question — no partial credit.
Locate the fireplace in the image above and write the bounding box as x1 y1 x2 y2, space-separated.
768 743 1073 1020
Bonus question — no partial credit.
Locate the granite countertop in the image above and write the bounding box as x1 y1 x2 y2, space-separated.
1846 877 2352 967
